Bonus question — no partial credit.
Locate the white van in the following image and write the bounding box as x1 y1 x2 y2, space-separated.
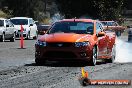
10 17 38 39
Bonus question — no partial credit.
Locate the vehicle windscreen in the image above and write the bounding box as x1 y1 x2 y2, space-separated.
48 21 94 34
10 19 28 25
0 20 4 26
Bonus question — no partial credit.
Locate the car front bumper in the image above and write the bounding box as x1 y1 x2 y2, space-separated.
35 43 92 61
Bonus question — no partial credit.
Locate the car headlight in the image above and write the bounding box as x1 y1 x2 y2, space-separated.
36 40 46 46
75 42 90 47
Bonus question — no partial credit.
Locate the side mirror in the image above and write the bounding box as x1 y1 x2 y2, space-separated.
6 25 9 27
30 24 33 26
97 32 105 37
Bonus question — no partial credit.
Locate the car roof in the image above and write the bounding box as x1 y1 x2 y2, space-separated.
61 19 95 23
0 18 7 20
10 17 32 19
100 21 115 22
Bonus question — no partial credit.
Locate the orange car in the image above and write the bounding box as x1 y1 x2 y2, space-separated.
101 21 126 36
35 19 116 65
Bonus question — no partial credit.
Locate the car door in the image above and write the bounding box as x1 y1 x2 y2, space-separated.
29 19 37 38
6 20 14 38
4 20 11 38
96 22 108 57
8 20 15 36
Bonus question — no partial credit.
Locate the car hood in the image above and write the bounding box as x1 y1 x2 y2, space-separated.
13 25 29 30
39 33 92 42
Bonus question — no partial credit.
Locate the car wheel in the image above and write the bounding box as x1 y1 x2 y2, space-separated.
0 33 5 42
33 31 38 40
128 35 132 42
33 35 37 40
10 33 16 42
33 36 36 40
89 46 97 66
108 45 116 63
26 32 30 40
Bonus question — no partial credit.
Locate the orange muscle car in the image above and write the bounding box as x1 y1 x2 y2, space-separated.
35 19 116 65
101 21 126 36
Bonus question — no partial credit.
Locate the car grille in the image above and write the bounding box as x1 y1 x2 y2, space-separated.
44 51 77 58
47 42 73 47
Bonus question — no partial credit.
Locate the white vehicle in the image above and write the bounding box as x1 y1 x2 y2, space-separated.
10 17 38 39
0 18 16 42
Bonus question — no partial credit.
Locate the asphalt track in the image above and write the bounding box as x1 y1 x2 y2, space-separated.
0 35 132 88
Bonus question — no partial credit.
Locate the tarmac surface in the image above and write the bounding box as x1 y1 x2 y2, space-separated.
0 34 132 88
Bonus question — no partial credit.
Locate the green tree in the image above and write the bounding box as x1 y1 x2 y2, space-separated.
55 0 125 20
1 0 54 21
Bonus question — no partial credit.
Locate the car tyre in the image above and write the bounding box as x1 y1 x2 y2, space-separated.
26 32 30 40
0 33 5 42
10 33 16 42
128 35 132 42
107 45 116 63
33 31 38 40
89 46 97 66
33 36 37 40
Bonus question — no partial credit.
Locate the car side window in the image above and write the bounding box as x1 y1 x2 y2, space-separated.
114 22 119 26
96 22 102 33
8 20 14 27
99 23 104 31
29 19 34 25
0 20 4 26
5 20 9 26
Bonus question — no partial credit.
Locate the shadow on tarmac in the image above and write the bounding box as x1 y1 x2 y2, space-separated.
25 61 106 67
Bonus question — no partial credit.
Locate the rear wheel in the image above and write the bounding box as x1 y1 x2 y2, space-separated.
0 33 5 42
108 45 116 63
26 32 30 40
10 33 16 42
33 36 37 40
89 46 97 66
128 35 132 42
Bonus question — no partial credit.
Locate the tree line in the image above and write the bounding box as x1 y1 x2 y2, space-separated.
56 0 129 21
0 0 130 22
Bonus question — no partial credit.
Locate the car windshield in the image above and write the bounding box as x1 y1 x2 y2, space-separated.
0 20 4 26
101 22 116 26
10 19 28 25
48 21 94 34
